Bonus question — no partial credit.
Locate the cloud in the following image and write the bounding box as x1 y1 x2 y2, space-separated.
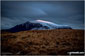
1 1 84 29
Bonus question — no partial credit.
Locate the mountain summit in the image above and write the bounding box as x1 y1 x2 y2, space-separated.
9 20 72 32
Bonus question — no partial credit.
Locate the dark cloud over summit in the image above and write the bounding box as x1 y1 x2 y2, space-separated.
1 1 84 29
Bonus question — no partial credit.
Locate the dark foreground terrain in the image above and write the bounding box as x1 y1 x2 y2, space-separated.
1 29 84 55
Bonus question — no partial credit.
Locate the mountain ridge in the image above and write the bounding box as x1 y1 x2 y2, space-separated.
2 20 72 32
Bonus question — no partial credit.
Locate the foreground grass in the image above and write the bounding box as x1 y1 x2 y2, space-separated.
1 29 84 55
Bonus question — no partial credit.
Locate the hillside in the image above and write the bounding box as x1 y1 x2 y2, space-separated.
2 20 72 32
1 29 84 55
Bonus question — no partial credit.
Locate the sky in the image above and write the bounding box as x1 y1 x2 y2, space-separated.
1 1 84 29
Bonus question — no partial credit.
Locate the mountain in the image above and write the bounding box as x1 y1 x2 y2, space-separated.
8 20 72 32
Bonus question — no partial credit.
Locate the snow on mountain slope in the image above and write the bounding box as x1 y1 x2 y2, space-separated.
31 20 72 29
9 20 72 32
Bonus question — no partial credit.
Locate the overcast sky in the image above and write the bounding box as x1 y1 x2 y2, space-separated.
1 1 84 29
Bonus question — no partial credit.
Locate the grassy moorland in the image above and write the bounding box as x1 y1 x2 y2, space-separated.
1 29 84 55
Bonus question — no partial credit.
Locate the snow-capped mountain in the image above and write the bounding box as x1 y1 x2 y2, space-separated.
9 20 72 32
